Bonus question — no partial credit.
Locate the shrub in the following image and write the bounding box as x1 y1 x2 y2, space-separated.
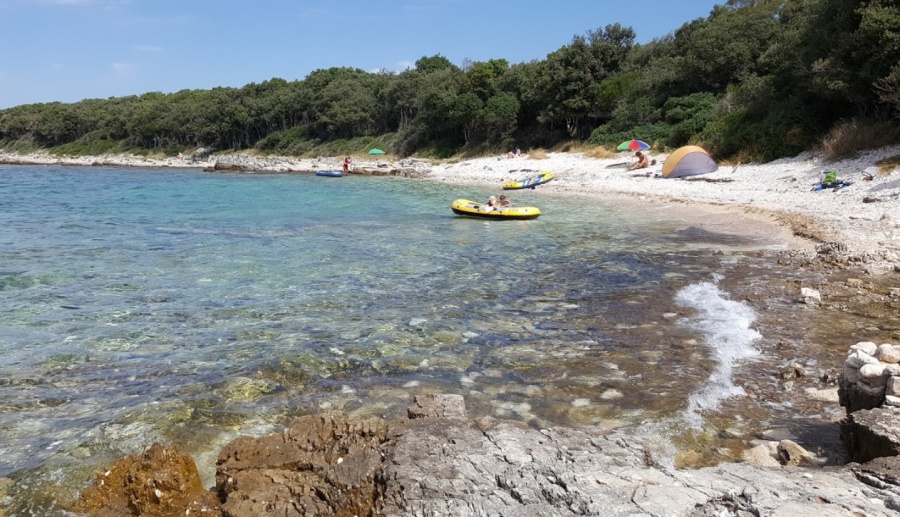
700 107 810 162
52 139 121 156
819 119 900 160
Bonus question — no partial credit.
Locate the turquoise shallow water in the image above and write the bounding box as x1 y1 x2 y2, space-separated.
0 164 814 510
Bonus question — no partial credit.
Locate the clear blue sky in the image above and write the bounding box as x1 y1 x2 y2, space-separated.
0 0 723 109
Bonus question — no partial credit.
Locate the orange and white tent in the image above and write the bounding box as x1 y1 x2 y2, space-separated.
661 145 718 178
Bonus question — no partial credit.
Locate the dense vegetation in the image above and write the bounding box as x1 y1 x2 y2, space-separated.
2 0 899 162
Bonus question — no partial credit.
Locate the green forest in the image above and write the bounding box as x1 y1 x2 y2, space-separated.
1 0 899 162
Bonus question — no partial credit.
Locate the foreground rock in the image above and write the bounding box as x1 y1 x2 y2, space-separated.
839 341 900 463
72 443 221 516
216 414 386 517
74 394 900 516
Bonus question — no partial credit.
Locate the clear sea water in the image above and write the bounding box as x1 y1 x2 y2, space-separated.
0 164 835 512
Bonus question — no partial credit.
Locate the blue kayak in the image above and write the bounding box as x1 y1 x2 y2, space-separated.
316 170 343 177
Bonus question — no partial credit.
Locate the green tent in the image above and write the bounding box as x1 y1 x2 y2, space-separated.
368 148 385 155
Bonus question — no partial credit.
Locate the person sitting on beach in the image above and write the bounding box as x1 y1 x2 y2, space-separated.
628 151 649 170
498 194 512 207
507 147 522 159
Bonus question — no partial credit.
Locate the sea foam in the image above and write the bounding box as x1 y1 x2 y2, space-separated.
675 276 761 428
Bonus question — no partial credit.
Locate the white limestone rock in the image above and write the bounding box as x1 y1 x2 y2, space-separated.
844 349 880 369
777 440 822 467
804 387 840 403
875 343 900 364
859 363 890 387
850 341 879 356
887 376 900 397
800 287 821 304
741 443 780 467
599 389 623 400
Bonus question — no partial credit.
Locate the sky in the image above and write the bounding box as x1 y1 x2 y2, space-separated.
0 0 724 109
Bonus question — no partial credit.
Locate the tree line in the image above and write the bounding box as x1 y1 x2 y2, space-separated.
1 0 898 162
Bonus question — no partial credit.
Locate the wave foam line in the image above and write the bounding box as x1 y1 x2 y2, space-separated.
675 277 761 428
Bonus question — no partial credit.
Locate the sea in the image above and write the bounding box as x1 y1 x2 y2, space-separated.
0 164 851 513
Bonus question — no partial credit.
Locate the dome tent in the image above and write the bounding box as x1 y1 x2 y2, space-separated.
661 145 718 178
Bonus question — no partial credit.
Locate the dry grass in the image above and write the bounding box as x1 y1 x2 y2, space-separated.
582 147 617 159
548 141 582 153
526 142 617 159
546 142 614 157
819 119 900 160
875 153 900 174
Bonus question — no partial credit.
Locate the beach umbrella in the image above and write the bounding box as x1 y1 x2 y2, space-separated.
617 139 651 151
368 148 385 155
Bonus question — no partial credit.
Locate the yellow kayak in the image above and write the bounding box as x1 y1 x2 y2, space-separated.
502 170 554 190
450 199 541 220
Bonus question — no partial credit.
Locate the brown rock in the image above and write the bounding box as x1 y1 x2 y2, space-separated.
215 413 386 517
72 443 221 516
407 393 466 419
776 439 820 467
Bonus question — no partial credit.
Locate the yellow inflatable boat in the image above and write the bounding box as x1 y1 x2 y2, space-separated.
450 199 541 220
502 170 554 190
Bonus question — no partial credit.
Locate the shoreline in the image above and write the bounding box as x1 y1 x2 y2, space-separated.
3 147 898 269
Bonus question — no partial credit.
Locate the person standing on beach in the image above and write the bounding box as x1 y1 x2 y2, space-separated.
342 156 352 174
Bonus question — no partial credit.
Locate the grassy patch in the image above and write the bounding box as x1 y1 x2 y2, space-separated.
581 147 617 159
819 119 900 160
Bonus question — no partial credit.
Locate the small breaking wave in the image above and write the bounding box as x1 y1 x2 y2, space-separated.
675 275 761 428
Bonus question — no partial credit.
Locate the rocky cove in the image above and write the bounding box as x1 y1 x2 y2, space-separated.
64 384 900 516
1 149 899 515
2 250 893 517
